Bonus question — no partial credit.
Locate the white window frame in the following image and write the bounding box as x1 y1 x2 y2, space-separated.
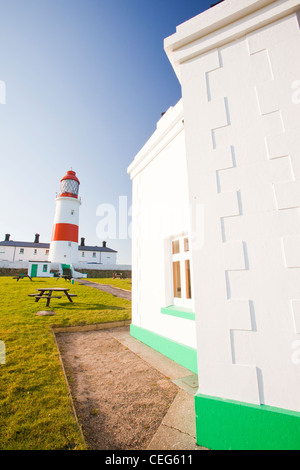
171 235 192 309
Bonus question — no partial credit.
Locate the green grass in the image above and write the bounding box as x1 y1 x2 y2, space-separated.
0 276 131 450
88 277 132 291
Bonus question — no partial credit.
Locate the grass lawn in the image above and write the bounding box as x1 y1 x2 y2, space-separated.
0 276 131 450
88 278 132 291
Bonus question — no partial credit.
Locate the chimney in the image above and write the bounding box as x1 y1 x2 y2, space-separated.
5 234 10 241
102 241 107 248
80 237 85 246
34 234 40 244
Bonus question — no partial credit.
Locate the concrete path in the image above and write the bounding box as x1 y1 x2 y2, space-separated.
75 279 131 300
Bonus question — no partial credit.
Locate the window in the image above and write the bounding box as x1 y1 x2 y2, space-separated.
92 252 96 258
173 261 181 298
33 249 37 255
45 249 49 255
185 260 192 299
19 248 24 254
71 210 74 215
171 236 192 307
68 242 71 247
81 252 85 257
43 264 48 273
172 240 180 255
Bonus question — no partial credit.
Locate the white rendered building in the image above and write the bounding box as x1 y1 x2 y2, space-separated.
128 0 300 450
0 233 117 267
0 233 50 263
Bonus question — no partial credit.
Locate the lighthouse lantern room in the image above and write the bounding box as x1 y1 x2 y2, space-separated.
48 170 81 265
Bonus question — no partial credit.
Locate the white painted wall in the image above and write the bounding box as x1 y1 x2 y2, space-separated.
49 240 79 265
51 196 81 226
0 246 49 262
0 248 118 266
28 261 53 278
78 250 117 265
128 100 197 349
165 0 300 412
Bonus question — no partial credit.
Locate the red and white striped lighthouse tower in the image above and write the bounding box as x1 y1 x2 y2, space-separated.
48 170 81 265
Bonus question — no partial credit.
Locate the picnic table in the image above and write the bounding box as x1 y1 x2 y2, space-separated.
28 287 77 307
14 274 32 281
56 274 72 281
113 272 125 279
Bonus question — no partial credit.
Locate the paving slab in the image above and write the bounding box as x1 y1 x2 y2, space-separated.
162 391 196 438
147 424 199 451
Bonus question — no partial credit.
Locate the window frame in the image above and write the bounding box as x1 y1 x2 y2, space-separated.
171 236 192 309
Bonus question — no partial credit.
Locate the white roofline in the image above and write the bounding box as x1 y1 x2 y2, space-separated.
127 99 184 179
164 0 300 81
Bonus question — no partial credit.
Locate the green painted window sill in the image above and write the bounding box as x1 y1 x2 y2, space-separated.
161 305 195 321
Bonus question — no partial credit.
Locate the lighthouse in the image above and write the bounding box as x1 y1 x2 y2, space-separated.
48 170 81 265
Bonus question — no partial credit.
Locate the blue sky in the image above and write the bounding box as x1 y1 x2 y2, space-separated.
0 0 212 264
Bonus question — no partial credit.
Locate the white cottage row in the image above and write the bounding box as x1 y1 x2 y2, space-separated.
0 234 117 266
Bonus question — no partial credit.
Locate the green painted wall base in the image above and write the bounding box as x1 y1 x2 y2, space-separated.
195 393 300 450
130 324 198 374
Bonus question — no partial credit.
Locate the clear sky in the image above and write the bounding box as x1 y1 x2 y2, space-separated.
0 0 213 265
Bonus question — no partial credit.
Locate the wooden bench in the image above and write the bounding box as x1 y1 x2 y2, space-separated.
28 294 62 307
28 294 62 300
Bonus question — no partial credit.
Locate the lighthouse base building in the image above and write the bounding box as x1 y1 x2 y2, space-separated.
128 0 300 450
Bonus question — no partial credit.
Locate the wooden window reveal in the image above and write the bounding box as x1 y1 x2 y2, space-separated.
185 259 191 299
172 239 180 255
173 261 181 298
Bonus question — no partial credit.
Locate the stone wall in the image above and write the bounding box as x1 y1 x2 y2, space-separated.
69 269 131 279
0 267 131 279
0 268 29 277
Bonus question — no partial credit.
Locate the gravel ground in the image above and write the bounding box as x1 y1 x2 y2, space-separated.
55 329 179 450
